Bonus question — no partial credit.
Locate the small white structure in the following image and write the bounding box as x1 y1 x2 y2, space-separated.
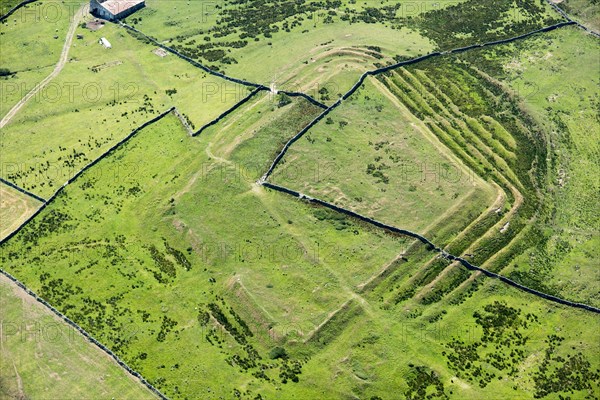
99 37 112 48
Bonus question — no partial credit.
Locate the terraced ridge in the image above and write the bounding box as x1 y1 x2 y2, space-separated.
368 59 549 307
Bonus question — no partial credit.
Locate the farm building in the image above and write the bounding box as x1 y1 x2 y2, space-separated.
90 0 145 21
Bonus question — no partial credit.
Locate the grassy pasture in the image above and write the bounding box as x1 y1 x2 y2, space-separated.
262 273 600 400
0 1 598 399
221 91 325 176
1 18 247 198
0 0 74 70
0 275 157 399
0 0 21 15
270 77 496 237
467 26 600 306
0 0 77 115
271 24 599 317
0 99 415 398
125 0 562 95
408 0 563 49
125 0 442 94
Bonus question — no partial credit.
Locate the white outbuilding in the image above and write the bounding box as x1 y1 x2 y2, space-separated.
99 37 112 48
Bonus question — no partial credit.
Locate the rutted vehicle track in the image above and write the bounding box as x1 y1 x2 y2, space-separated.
0 3 87 129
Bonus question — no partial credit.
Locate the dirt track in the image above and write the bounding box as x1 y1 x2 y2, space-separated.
0 3 87 129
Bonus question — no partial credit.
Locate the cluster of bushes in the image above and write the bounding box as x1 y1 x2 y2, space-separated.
135 94 156 115
279 359 302 383
312 207 352 231
38 276 83 309
164 0 408 69
222 0 341 39
277 93 292 108
404 365 448 400
20 209 73 246
533 335 600 398
207 302 248 345
353 4 401 24
163 239 191 271
156 315 178 342
202 300 306 387
366 161 390 184
407 0 560 50
443 302 537 387
147 244 176 279
6 133 116 193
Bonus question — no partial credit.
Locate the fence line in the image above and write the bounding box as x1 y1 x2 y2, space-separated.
0 107 176 247
0 107 180 397
262 182 600 314
119 21 270 90
277 90 328 109
261 21 577 181
171 108 193 135
0 177 46 203
0 269 169 399
192 87 265 137
1 9 596 400
117 23 332 109
0 0 37 22
544 0 600 38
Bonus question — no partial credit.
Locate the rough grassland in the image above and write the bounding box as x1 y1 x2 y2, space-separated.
271 77 496 236
125 0 559 96
0 275 157 399
1 19 245 198
0 104 411 398
0 0 75 116
561 0 600 31
1 1 598 399
472 26 600 306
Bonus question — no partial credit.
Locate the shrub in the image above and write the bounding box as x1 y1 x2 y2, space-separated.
269 346 288 360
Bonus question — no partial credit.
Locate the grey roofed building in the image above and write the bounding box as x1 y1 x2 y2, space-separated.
90 0 145 21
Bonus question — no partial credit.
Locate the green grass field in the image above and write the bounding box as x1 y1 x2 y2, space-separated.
123 0 561 101
0 102 416 398
270 77 496 236
3 101 598 398
1 15 246 198
467 26 600 307
0 275 157 399
0 0 77 117
1 1 599 399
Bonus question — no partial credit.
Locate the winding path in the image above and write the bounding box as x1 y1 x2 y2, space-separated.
0 3 87 129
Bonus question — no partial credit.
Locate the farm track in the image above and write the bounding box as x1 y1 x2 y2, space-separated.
0 3 87 129
1 7 599 399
